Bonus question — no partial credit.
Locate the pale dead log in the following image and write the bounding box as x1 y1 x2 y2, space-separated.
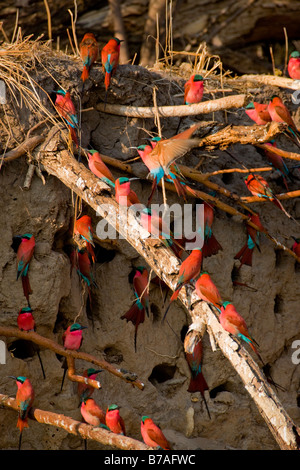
236 74 300 91
30 127 300 450
0 326 144 390
0 394 150 450
96 94 247 117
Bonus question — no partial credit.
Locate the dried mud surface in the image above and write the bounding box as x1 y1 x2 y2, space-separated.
0 52 300 450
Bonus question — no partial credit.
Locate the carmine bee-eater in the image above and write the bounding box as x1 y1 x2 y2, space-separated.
141 416 171 449
201 201 222 257
74 215 94 247
121 267 150 351
13 233 35 307
16 307 46 379
80 33 99 85
139 207 184 258
287 51 300 80
268 95 300 142
17 306 35 331
195 272 223 311
244 173 292 218
77 247 98 290
9 376 34 450
114 177 141 207
184 334 210 419
87 149 115 186
77 368 103 403
184 74 204 105
101 37 123 105
105 404 126 435
257 140 292 191
292 237 300 258
245 102 271 125
61 323 87 391
163 248 203 321
54 89 79 147
137 125 200 206
81 397 106 426
220 301 262 361
234 213 264 268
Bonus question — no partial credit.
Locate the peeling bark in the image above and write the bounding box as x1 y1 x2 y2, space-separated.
28 126 300 450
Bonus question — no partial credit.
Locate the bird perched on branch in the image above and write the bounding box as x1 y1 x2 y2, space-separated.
234 213 264 268
245 102 271 125
74 215 94 247
77 368 103 404
287 51 300 79
105 404 126 435
195 272 223 311
141 416 171 449
114 177 141 207
256 140 292 191
244 173 292 219
81 397 106 427
54 89 79 148
268 95 300 145
101 37 123 106
80 33 99 87
219 301 262 361
201 201 222 258
13 233 35 307
184 74 204 105
60 323 87 391
9 376 34 450
121 267 150 351
86 149 115 186
163 248 203 321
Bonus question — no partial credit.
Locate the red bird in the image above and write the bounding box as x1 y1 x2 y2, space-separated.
105 404 126 435
74 215 94 246
81 398 106 427
234 213 264 268
184 74 204 105
163 248 203 321
268 95 300 140
245 102 271 125
54 90 79 147
195 272 223 311
114 177 141 207
201 201 222 257
244 173 292 218
77 368 102 403
121 267 150 351
292 237 300 258
220 302 262 361
17 306 35 331
9 376 35 450
80 33 99 84
101 37 122 104
258 140 291 191
184 335 210 418
61 323 87 391
87 149 115 186
141 416 171 449
15 234 35 306
287 51 300 80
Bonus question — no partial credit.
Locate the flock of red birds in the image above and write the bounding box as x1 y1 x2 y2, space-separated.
7 31 300 450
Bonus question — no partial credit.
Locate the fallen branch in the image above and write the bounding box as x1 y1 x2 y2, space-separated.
241 189 300 204
0 135 44 162
30 127 300 449
96 94 247 117
0 326 144 390
236 74 300 91
255 144 300 163
0 394 149 450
